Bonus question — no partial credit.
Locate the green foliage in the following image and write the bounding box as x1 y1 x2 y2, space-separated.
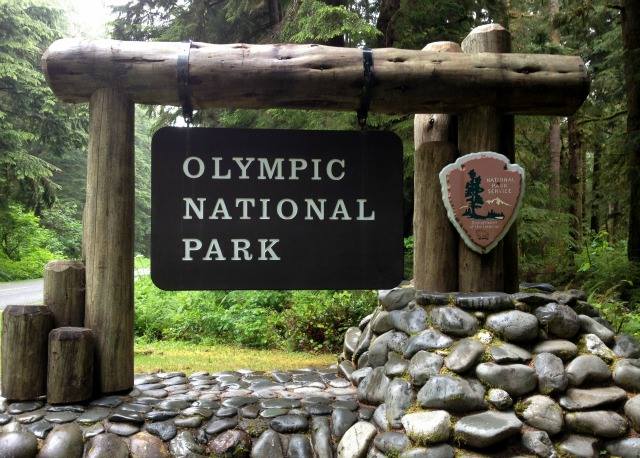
404 236 414 279
39 200 82 258
134 274 376 351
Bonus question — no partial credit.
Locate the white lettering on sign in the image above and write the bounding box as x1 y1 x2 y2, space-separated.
179 155 376 263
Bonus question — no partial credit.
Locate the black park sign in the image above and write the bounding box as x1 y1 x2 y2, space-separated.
151 127 404 290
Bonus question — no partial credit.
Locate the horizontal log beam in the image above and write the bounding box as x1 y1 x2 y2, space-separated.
42 39 589 115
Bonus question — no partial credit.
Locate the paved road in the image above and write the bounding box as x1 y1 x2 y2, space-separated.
0 268 150 309
0 278 43 308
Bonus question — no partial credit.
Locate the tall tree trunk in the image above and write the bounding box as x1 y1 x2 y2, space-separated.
568 116 583 247
322 0 345 46
376 0 400 47
548 0 562 206
268 0 281 27
591 142 601 232
608 201 621 239
622 0 640 261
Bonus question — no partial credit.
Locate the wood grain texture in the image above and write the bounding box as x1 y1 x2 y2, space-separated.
84 87 134 394
413 41 460 292
47 327 94 404
457 25 512 292
1 305 53 400
41 39 589 115
44 260 85 327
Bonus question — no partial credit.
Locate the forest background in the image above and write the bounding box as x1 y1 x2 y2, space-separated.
1 0 639 353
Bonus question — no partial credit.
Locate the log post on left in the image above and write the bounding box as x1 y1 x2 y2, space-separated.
83 87 134 394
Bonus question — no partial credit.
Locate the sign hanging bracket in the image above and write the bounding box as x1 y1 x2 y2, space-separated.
177 40 193 125
357 47 374 129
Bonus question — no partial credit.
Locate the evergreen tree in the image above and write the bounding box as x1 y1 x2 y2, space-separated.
464 169 484 218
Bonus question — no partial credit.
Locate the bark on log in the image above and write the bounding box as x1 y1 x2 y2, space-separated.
1 305 54 400
43 260 85 328
84 87 134 394
458 24 511 292
413 41 461 292
41 39 589 115
47 327 94 404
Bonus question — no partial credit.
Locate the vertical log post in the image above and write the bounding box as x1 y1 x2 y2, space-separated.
44 260 85 327
47 327 94 404
84 87 134 394
1 305 54 400
413 41 461 292
458 24 513 292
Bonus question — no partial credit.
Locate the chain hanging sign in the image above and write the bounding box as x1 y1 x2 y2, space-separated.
151 127 404 290
439 152 525 254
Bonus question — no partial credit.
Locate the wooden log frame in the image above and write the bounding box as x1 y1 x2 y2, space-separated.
42 39 589 115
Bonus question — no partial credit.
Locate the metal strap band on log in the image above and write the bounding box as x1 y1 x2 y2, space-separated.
42 39 589 115
357 47 374 127
177 41 193 124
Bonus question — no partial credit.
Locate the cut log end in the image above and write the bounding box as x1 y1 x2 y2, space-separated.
48 327 94 404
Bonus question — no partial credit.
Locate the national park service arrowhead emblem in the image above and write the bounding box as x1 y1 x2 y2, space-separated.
439 152 525 255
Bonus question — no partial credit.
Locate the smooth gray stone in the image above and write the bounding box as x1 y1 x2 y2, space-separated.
307 404 332 415
358 406 374 421
512 290 555 304
311 416 332 458
82 423 105 440
158 398 190 411
490 342 532 363
0 414 11 426
251 429 284 458
287 434 312 458
119 402 152 413
350 367 372 386
0 431 38 458
334 400 358 411
140 389 167 398
107 421 140 436
332 408 358 439
606 437 640 458
519 282 555 292
38 424 83 458
353 323 372 362
535 303 580 338
169 431 206 457
372 404 390 431
476 362 537 396
46 405 84 413
385 379 414 429
416 292 451 306
368 331 409 367
162 375 189 386
444 338 484 373
614 358 640 391
429 306 478 337
534 352 568 395
129 432 171 457
7 402 43 415
359 313 373 329
581 333 615 362
135 374 162 385
625 395 640 432
485 310 539 342
175 416 203 428
379 287 415 311
560 386 628 411
371 311 394 334
270 414 308 433
417 375 485 412
26 419 52 439
90 396 123 408
260 398 300 409
374 431 410 454
487 388 512 410
260 408 288 418
399 445 454 458
384 352 409 377
145 420 177 441
579 314 615 344
344 327 361 358
520 395 563 435
557 434 598 458
145 410 180 421
216 406 238 417
207 429 251 457
521 429 556 458
390 304 428 334
357 367 390 404
271 371 292 383
552 289 586 305
44 411 79 424
192 399 220 409
455 292 514 310
76 407 111 425
566 410 628 438
16 411 44 424
338 360 355 380
409 351 444 385
108 410 144 424
566 354 610 386
614 334 640 358
337 421 377 458
85 433 129 458
403 329 454 358
205 417 238 435
532 339 578 360
574 301 601 317
454 411 522 448
181 406 214 418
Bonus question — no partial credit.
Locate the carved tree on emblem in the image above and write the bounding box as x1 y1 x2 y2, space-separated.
464 169 484 219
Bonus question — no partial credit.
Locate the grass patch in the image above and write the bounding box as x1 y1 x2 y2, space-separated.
134 339 336 374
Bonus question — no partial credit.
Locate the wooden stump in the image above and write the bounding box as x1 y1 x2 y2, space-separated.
413 41 461 292
47 327 94 404
84 87 135 394
44 260 85 327
1 305 53 400
457 24 512 292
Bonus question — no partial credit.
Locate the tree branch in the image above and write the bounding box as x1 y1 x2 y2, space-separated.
577 109 627 125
